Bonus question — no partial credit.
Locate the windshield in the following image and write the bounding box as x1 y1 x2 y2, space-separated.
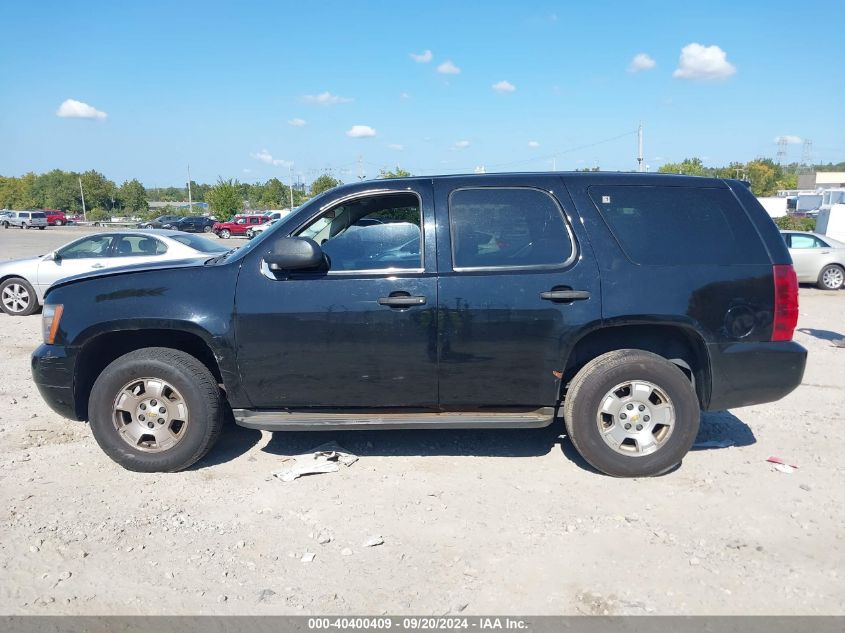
170 234 228 253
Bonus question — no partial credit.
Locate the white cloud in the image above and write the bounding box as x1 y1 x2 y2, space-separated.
346 125 377 138
528 141 540 148
410 49 433 63
56 98 107 120
673 43 736 80
387 143 404 150
453 140 470 150
302 91 353 105
288 117 306 127
400 92 411 100
628 53 656 73
437 60 461 75
251 149 292 167
775 135 802 144
492 80 516 93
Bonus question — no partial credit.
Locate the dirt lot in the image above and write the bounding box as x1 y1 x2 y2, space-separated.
0 226 844 615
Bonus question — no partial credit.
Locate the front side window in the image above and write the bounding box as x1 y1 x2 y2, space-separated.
297 193 422 271
449 188 573 269
112 235 167 257
57 236 114 260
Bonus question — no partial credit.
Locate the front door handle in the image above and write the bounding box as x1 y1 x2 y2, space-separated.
91 263 105 269
540 289 591 302
378 295 426 307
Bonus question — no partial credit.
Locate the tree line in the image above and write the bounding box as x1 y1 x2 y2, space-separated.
1 162 841 223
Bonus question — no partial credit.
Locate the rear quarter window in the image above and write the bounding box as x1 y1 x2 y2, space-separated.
589 185 769 265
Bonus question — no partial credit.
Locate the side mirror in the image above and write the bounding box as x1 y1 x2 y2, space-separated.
44 251 57 262
265 237 326 271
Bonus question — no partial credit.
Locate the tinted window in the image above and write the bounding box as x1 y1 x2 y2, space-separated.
112 235 167 256
589 186 768 265
31 212 46 219
298 193 422 271
449 188 573 269
58 236 113 259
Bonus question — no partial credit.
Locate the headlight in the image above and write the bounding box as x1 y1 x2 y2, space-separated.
42 304 64 344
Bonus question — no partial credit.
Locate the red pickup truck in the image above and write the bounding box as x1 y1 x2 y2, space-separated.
44 209 67 226
212 214 268 238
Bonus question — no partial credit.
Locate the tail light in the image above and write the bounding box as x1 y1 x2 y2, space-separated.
772 264 798 342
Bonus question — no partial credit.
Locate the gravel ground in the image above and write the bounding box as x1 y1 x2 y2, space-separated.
0 226 844 615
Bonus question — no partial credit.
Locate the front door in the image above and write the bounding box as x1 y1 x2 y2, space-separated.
433 177 602 408
234 183 438 408
36 234 117 294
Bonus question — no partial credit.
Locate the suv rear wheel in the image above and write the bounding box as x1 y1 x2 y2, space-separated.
818 264 844 290
563 349 700 477
88 348 223 472
219 228 231 239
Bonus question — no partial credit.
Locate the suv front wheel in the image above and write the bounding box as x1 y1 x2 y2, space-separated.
88 348 224 472
563 349 700 477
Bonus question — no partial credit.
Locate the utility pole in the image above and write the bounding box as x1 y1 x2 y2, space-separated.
357 155 365 180
289 164 294 209
187 164 193 214
776 137 788 165
78 177 87 222
637 122 644 173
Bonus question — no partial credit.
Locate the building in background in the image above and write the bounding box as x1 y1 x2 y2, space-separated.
797 172 845 190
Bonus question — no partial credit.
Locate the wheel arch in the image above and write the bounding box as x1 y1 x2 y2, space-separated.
562 322 711 408
73 328 224 421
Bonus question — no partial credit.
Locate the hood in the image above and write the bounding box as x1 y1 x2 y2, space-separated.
0 255 44 270
46 256 216 296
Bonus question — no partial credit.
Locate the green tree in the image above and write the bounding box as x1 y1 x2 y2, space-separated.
206 178 243 220
310 174 341 196
746 159 780 196
119 179 149 216
378 167 412 178
79 170 117 212
87 207 110 222
33 169 79 210
658 157 707 176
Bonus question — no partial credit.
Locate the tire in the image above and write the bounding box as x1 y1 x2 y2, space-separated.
22 223 28 229
88 348 223 472
203 225 212 233
2 222 8 229
56 220 63 226
220 229 231 239
0 277 39 316
817 264 844 291
38 226 46 230
563 350 700 477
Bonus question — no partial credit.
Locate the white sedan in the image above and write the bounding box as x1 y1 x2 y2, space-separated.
0 229 227 316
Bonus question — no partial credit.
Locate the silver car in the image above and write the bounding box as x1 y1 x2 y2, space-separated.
2 210 48 230
0 229 227 316
780 231 845 290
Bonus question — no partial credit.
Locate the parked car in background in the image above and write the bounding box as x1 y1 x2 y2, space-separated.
245 218 278 239
780 231 845 290
44 209 68 226
140 215 183 229
212 214 268 238
32 173 806 476
0 229 227 316
164 216 216 233
1 210 48 230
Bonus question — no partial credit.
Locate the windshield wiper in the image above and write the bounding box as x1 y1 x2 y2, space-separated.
205 248 238 265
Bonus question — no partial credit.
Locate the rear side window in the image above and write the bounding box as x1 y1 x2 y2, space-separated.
31 212 46 219
449 188 573 269
589 186 768 265
113 235 167 256
788 234 827 249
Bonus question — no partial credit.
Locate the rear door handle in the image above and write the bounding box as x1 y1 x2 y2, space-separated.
378 295 426 307
540 289 591 302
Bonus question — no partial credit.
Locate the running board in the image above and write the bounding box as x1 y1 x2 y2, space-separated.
233 408 556 431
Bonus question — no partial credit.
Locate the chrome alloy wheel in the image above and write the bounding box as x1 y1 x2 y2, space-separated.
822 267 844 289
1 283 31 313
596 380 675 456
112 378 190 452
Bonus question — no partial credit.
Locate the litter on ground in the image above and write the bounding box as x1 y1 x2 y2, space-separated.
272 442 359 482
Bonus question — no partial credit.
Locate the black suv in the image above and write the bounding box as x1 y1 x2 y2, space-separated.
32 173 806 476
165 216 216 233
140 215 183 229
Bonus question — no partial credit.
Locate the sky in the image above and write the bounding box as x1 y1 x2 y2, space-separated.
1 0 843 187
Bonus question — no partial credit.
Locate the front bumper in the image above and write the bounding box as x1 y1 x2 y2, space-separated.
31 344 81 420
705 340 807 411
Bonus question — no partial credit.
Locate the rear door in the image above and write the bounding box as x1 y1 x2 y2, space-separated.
433 176 602 407
785 232 827 281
